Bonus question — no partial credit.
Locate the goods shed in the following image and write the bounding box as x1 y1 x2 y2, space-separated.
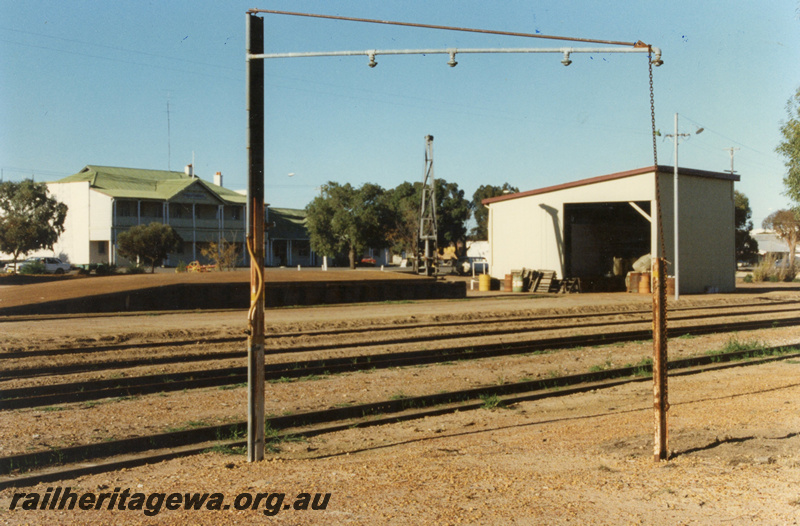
483 166 739 294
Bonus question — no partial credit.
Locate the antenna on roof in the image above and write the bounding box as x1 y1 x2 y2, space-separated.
166 99 171 172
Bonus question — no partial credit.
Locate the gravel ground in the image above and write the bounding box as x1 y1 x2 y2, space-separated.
2 360 800 525
1 281 800 524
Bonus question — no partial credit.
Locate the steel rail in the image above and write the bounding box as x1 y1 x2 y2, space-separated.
5 314 800 409
4 309 800 381
2 346 798 487
4 300 799 360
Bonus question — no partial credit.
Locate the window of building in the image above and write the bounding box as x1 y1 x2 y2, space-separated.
172 203 192 219
98 241 106 254
196 204 218 220
225 205 242 221
116 200 137 217
141 201 163 218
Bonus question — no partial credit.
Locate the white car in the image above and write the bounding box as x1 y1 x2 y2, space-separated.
8 257 72 274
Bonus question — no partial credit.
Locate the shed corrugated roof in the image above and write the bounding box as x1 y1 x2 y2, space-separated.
483 165 740 206
55 165 246 204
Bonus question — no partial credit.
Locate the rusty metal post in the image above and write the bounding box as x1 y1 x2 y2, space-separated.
246 13 265 462
652 257 668 461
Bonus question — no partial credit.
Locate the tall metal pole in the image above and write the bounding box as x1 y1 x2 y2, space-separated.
652 257 669 461
673 113 680 301
246 13 266 462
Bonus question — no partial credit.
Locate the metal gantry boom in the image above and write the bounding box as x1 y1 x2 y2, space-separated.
245 8 665 463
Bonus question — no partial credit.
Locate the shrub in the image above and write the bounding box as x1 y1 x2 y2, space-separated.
778 265 797 282
175 260 187 273
126 264 147 274
18 261 46 274
200 239 239 271
751 253 796 282
742 274 753 283
752 254 776 282
95 262 118 276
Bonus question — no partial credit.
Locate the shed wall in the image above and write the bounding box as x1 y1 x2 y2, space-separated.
488 172 655 279
487 169 736 294
670 173 735 293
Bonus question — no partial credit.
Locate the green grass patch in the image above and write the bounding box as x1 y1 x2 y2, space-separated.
705 338 800 363
721 337 763 353
215 426 246 441
631 356 653 377
262 422 306 453
479 394 505 410
588 359 614 373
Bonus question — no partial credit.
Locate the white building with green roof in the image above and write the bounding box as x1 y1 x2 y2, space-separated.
45 165 247 267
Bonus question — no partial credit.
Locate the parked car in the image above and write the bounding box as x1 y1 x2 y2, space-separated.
456 257 488 275
7 257 72 274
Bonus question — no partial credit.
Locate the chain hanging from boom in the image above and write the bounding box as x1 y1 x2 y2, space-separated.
418 135 438 276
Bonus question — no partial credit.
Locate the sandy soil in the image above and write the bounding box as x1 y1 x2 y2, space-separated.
1 281 800 524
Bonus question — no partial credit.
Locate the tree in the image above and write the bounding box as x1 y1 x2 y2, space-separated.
762 209 800 273
305 182 390 269
0 180 68 271
734 190 759 265
200 238 239 271
382 179 471 258
469 183 519 240
435 179 470 252
116 222 182 273
383 181 419 257
777 86 800 205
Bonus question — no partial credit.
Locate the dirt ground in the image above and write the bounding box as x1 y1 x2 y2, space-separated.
1 278 800 524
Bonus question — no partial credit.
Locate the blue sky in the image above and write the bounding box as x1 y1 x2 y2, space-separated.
2 1 798 228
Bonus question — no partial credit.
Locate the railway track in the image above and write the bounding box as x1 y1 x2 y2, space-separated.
2 344 798 489
4 299 800 358
4 308 800 409
4 301 800 382
3 293 800 488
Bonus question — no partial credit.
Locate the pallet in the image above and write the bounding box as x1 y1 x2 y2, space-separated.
533 270 557 293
